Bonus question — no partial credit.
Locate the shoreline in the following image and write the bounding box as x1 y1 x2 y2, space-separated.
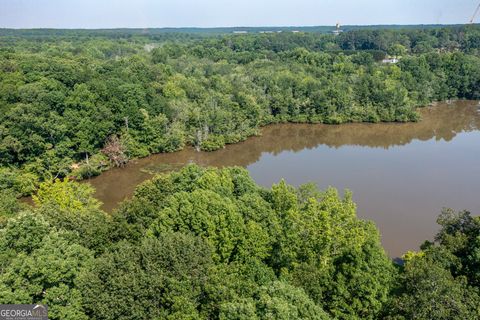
21 99 477 207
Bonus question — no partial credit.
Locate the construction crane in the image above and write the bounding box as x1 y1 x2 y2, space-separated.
470 2 480 24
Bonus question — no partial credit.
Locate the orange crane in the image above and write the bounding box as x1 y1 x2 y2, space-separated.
471 2 480 24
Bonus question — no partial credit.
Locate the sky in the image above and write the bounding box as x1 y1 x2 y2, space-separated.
0 0 478 29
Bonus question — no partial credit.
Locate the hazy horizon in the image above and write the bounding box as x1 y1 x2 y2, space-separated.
1 0 478 29
0 23 472 30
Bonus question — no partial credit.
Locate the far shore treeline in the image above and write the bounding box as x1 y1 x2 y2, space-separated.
1 25 480 196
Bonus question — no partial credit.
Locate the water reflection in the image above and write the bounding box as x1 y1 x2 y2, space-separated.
87 101 480 256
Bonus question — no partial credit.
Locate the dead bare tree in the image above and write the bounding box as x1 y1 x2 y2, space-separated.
101 135 129 167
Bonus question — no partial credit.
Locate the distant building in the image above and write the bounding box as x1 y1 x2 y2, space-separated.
233 31 248 34
292 30 300 33
382 57 399 64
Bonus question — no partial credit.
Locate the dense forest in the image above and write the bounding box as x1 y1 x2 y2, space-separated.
0 26 480 319
0 165 479 319
1 26 480 196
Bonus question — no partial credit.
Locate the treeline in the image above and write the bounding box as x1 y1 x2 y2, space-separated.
0 24 470 40
192 25 480 53
0 165 478 319
1 26 480 195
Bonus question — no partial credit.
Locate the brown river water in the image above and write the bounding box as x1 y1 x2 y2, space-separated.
86 100 480 257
